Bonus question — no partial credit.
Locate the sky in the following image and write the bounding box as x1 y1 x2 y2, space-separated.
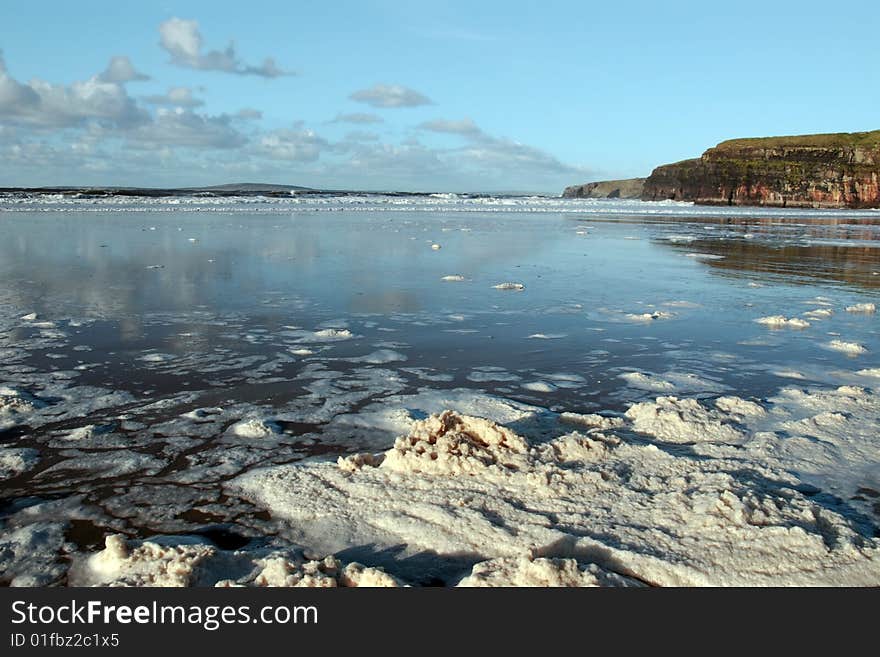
1 0 878 193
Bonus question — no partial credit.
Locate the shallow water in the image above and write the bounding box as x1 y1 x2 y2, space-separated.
1 196 878 585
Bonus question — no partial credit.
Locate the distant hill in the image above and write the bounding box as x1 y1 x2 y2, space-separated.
191 183 314 193
562 178 645 199
640 130 880 208
0 183 316 198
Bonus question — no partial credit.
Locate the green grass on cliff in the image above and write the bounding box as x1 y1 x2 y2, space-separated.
714 129 880 150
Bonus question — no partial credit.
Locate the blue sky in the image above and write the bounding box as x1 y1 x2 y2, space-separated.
1 0 878 192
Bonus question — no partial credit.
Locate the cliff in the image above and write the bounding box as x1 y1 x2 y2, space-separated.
562 178 645 199
641 130 880 208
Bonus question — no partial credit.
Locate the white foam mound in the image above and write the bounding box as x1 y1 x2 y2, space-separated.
559 412 625 430
625 396 747 443
230 418 283 439
618 371 728 394
625 311 673 322
0 386 48 429
456 557 643 587
827 340 867 355
522 381 556 393
0 447 40 479
714 396 766 417
217 554 403 588
803 308 833 319
493 282 525 290
845 303 876 314
73 535 404 588
618 372 675 392
311 328 355 341
342 410 533 477
230 409 880 586
749 385 880 506
78 535 215 587
441 275 465 282
182 407 224 422
0 522 68 586
755 316 811 329
137 352 174 363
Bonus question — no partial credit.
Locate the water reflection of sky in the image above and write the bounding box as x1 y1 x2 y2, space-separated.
1 206 878 412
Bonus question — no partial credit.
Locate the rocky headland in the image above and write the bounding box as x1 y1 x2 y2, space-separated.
566 130 880 208
562 178 645 199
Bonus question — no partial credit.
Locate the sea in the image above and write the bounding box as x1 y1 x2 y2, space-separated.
1 193 878 586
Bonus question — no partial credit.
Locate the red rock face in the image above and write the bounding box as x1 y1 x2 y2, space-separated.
642 142 880 208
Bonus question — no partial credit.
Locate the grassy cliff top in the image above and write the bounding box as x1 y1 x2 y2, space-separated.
713 130 880 151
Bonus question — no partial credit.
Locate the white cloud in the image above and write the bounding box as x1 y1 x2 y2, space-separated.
242 58 287 78
459 136 582 176
344 130 380 142
332 139 449 181
0 45 586 193
257 126 326 161
0 54 148 129
124 108 247 149
418 118 483 137
30 77 148 128
349 84 432 108
234 108 263 120
158 18 291 78
418 117 584 178
0 51 40 114
98 56 150 83
143 87 204 108
331 112 384 124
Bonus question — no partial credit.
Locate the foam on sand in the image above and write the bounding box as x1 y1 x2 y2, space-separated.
625 396 748 443
827 340 867 355
223 554 404 588
137 352 175 363
346 349 408 364
0 385 49 429
229 418 283 439
521 381 557 393
456 557 643 587
845 303 876 314
71 535 403 587
0 521 68 586
61 423 119 442
559 412 625 430
617 371 728 394
0 447 40 479
76 535 215 587
361 410 532 477
755 315 811 329
311 328 355 341
695 384 880 522
625 311 674 322
231 408 880 586
662 300 701 308
618 372 675 392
